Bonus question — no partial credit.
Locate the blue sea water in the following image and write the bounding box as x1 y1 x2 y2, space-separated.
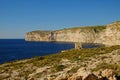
0 39 102 64
0 39 74 64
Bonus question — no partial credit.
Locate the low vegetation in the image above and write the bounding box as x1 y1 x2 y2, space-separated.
53 64 66 72
0 45 120 79
93 63 120 75
59 25 106 33
31 30 51 33
30 30 51 37
1 45 120 67
31 25 106 35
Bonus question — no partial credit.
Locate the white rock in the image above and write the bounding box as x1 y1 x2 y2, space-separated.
101 69 117 80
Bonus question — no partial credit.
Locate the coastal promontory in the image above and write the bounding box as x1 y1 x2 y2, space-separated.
0 21 120 80
25 21 120 46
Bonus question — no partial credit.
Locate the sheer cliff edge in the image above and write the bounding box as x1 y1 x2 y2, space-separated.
25 21 120 46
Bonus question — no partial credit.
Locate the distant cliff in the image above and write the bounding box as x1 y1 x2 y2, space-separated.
25 21 120 46
25 31 51 41
25 26 105 43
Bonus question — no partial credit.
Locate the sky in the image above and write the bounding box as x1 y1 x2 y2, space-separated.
0 0 120 38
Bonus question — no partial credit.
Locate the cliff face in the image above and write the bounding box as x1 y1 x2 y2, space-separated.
26 28 97 43
25 31 51 41
52 29 96 43
95 21 120 46
25 21 120 46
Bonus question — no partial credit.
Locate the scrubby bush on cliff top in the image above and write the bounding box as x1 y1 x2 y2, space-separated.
30 25 106 34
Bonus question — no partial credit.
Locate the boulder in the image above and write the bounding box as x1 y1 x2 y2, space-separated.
55 72 70 80
68 67 92 80
101 69 116 80
84 74 98 80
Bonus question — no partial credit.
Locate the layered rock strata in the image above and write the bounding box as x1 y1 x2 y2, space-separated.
95 21 120 46
25 21 120 46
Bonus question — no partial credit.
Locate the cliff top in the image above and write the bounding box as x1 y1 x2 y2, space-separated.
31 30 51 33
28 30 51 37
107 21 120 30
58 25 106 33
29 25 106 34
27 21 120 34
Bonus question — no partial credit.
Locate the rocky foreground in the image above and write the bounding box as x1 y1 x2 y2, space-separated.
0 46 120 80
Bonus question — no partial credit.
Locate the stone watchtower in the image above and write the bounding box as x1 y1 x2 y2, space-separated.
75 42 82 49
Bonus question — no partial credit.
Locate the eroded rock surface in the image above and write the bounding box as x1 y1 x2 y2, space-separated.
25 21 120 46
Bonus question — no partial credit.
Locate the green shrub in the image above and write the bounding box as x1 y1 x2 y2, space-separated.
92 63 120 75
68 66 79 73
53 64 66 71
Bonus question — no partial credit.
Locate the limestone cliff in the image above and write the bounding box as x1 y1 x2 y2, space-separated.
25 27 104 43
95 21 120 46
52 28 97 43
25 31 51 41
25 21 120 46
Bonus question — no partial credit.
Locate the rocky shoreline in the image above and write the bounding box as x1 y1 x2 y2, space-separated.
0 21 120 80
0 45 120 80
27 49 120 80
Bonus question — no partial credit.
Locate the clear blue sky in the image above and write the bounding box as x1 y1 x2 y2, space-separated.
0 0 120 38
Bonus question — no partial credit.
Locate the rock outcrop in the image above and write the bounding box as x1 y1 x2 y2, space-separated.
25 31 51 41
29 49 120 80
95 21 120 46
0 46 120 80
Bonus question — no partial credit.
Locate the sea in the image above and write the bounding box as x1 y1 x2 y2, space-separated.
0 39 101 64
